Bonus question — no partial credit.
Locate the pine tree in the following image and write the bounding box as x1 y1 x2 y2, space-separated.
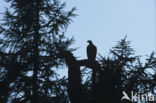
92 37 156 103
0 0 76 103
60 37 156 103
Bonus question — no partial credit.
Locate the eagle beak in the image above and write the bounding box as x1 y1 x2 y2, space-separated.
87 40 90 43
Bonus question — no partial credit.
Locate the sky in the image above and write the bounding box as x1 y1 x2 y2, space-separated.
64 0 156 60
0 0 155 58
0 0 155 75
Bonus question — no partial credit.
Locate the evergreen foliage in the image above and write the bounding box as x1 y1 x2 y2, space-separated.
0 0 155 103
0 0 75 102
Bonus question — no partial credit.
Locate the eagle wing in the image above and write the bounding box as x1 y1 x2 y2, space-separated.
92 45 97 60
87 44 97 60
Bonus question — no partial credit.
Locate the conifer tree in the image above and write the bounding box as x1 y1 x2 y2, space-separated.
0 0 75 102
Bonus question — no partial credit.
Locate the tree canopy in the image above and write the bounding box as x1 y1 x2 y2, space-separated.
0 0 155 103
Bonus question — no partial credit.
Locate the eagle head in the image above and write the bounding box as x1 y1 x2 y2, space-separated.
87 40 92 44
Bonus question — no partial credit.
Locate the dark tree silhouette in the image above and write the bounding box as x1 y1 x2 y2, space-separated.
56 37 156 103
0 0 155 103
0 0 75 103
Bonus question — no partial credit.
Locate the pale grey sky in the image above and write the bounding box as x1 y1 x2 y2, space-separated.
0 0 155 76
64 0 156 60
0 0 155 58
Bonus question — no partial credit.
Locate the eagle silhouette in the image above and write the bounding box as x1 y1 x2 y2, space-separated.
87 40 97 61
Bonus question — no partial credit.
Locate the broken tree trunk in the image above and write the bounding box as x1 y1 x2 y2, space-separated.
63 51 82 103
55 42 101 102
63 52 101 103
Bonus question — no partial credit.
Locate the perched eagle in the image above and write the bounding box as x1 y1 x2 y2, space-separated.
87 40 97 61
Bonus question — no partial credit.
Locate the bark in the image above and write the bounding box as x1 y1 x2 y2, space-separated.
54 41 102 102
32 1 40 103
64 53 101 103
64 52 82 103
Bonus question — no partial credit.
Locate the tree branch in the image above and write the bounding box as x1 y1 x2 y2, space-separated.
77 59 101 70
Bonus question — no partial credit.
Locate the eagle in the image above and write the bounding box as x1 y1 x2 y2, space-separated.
87 40 97 61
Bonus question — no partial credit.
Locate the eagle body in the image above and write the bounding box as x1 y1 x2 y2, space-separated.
87 40 97 61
